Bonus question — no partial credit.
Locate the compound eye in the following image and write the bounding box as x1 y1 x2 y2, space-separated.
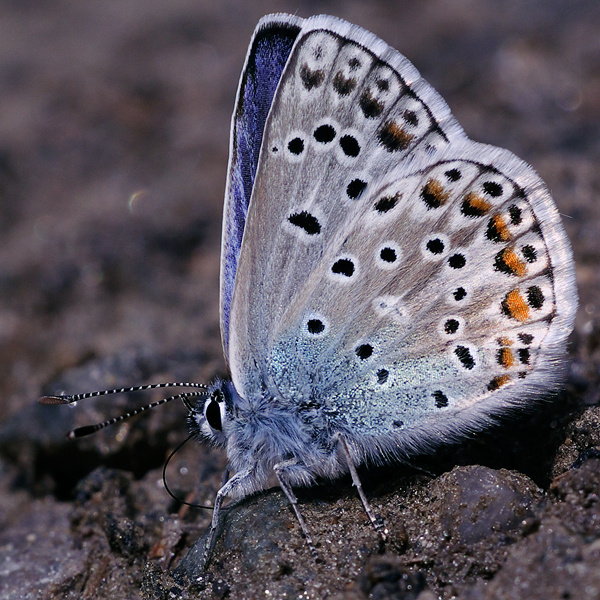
205 396 222 431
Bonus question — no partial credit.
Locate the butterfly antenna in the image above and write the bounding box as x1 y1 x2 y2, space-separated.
61 391 207 440
162 433 215 510
38 381 208 405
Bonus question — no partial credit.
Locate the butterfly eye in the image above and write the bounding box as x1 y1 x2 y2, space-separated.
205 396 223 431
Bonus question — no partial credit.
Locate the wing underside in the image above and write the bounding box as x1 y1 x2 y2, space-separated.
224 15 577 445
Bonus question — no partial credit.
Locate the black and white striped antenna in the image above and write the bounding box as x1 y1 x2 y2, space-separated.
38 380 216 509
38 382 208 439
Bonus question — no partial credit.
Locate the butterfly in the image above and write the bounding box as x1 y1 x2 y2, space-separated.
41 13 577 564
183 12 578 561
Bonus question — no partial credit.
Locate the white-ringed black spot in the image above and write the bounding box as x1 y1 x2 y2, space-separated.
300 65 325 90
287 137 305 155
518 332 534 345
331 258 355 277
509 204 523 225
433 390 448 408
483 181 503 196
313 124 336 143
376 78 389 91
307 319 325 335
340 135 360 157
426 238 445 254
360 91 384 118
455 345 475 370
288 211 321 235
453 287 467 301
380 247 397 263
348 57 361 69
448 253 466 269
333 72 356 95
403 109 419 126
527 286 544 309
346 179 367 200
377 369 389 384
518 348 530 364
444 319 460 334
374 194 399 213
392 420 404 428
522 245 537 263
355 344 373 359
445 168 461 181
271 145 279 153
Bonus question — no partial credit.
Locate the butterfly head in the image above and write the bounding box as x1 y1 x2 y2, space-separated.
188 379 238 449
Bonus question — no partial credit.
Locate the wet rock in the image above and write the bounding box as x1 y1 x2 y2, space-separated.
433 465 542 545
551 406 600 478
465 459 600 600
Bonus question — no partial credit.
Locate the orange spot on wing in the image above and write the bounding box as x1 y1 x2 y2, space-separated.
499 347 516 368
491 215 511 241
378 121 414 151
501 247 527 277
488 374 511 391
464 192 492 214
425 179 450 205
505 289 531 322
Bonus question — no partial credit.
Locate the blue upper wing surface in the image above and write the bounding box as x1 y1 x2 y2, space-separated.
220 15 302 361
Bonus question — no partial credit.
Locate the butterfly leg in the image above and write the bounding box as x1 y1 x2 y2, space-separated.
274 460 319 560
202 467 254 567
333 432 388 542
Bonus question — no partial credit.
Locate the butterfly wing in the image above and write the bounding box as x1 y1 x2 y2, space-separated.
224 15 577 456
226 14 466 381
220 14 303 361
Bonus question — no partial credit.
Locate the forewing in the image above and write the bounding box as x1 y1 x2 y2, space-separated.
228 15 465 387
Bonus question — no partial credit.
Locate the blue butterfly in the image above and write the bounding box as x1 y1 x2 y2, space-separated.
42 13 577 564
191 12 576 560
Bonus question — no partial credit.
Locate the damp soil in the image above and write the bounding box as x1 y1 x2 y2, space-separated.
0 1 599 599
